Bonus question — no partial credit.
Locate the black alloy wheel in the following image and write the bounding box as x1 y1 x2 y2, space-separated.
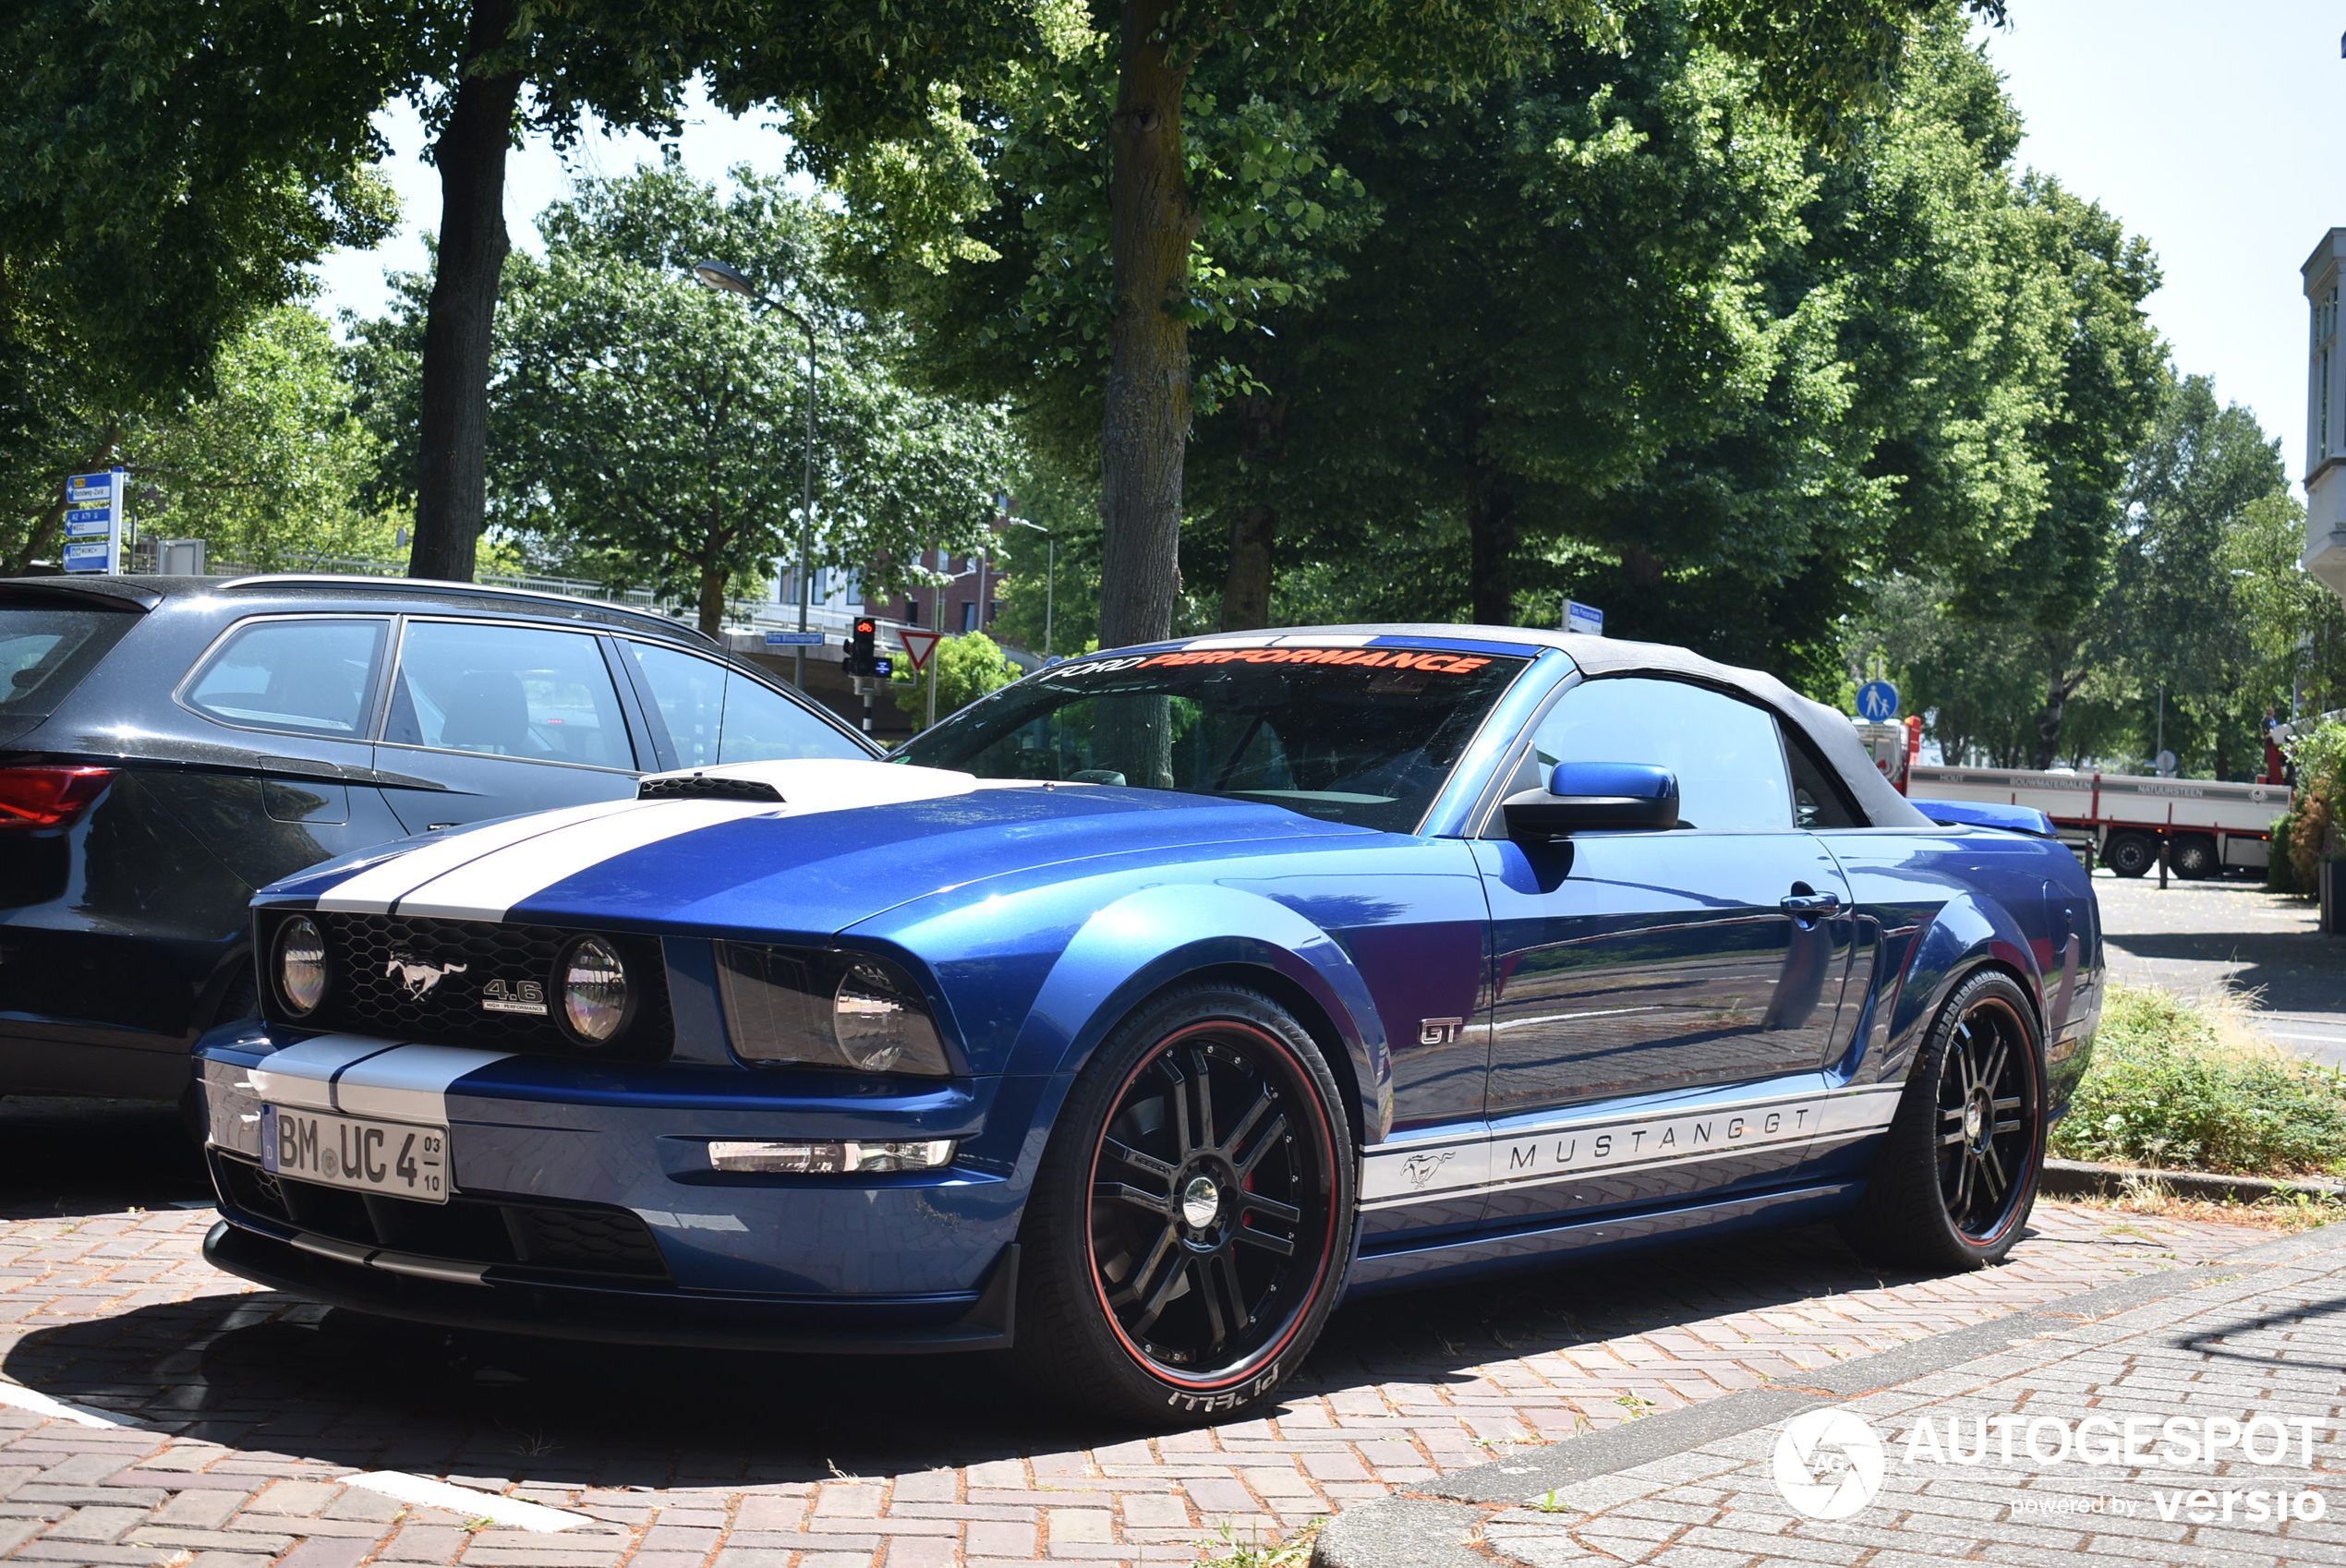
1933 992 2038 1243
1014 983 1354 1422
1839 969 2045 1271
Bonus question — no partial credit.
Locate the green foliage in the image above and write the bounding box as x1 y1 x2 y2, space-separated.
2050 985 2346 1177
890 631 1021 723
1847 375 2294 771
129 306 397 568
2267 814 2300 896
2282 718 2346 890
347 163 1017 632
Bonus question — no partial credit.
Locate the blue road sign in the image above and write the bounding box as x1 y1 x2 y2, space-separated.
1564 600 1605 636
1856 680 1901 722
762 632 826 646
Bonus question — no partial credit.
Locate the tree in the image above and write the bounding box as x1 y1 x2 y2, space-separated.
833 0 2008 651
889 631 1022 722
129 306 396 569
0 0 396 563
353 163 1017 635
2 0 1051 584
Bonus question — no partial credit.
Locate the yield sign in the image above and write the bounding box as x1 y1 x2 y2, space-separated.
898 629 943 672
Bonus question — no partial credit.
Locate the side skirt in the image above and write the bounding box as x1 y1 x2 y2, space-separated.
1338 1179 1862 1300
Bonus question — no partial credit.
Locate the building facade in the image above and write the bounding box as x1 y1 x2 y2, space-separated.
2303 230 2346 596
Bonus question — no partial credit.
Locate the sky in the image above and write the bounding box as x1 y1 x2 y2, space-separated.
312 6 2346 484
308 83 806 324
1980 2 2344 488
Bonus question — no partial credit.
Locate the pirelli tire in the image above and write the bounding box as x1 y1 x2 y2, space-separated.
1837 969 2046 1272
1011 982 1356 1424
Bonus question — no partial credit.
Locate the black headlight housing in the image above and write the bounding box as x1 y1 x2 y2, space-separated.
715 944 955 1076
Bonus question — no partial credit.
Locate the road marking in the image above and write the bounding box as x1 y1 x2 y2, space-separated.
0 1381 145 1429
343 1470 586 1531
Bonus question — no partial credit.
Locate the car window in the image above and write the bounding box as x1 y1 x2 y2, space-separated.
628 643 726 767
385 621 633 768
626 642 867 766
0 602 137 716
184 618 387 737
1529 676 1793 831
901 645 1532 831
1787 736 1861 828
719 672 865 763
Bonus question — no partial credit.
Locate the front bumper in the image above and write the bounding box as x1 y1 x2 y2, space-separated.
201 1219 1017 1353
196 1024 1046 1350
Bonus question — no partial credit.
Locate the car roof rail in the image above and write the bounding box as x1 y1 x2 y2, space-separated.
209 573 719 647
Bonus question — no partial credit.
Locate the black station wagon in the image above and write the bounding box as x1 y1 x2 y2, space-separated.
0 574 877 1104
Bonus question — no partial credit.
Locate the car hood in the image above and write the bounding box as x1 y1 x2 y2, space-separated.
260 758 1368 938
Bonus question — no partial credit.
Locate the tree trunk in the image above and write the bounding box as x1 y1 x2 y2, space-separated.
1097 0 1197 651
698 562 726 638
1466 487 1518 626
2031 634 2081 770
698 514 728 637
1220 503 1276 630
409 0 523 584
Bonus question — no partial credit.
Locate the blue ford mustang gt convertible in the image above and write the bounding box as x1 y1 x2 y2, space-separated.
196 626 2098 1420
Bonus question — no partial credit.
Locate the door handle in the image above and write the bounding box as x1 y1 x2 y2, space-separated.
1780 891 1843 917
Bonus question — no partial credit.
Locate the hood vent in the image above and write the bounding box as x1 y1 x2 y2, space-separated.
638 773 784 802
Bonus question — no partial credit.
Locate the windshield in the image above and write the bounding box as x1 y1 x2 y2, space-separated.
898 644 1530 830
0 602 137 715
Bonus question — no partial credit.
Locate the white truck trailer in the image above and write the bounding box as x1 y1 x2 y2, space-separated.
1904 762 2286 879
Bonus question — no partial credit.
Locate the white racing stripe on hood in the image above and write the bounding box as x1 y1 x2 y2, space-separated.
315 797 656 915
394 797 779 920
319 759 981 923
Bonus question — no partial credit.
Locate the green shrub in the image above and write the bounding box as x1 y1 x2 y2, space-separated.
2051 984 2346 1176
2267 813 2300 895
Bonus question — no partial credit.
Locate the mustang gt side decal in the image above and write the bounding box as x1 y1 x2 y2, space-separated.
1360 1082 1905 1209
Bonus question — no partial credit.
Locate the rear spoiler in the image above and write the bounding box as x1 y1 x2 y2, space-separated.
1910 798 2058 838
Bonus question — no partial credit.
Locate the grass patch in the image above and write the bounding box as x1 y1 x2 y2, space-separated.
2055 1188 2346 1233
2050 983 2346 1178
1201 1519 1322 1566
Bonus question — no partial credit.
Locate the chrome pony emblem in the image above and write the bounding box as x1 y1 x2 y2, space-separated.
1400 1150 1456 1189
385 953 467 998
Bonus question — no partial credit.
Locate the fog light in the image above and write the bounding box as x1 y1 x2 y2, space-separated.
707 1139 956 1174
276 916 327 1016
558 934 632 1043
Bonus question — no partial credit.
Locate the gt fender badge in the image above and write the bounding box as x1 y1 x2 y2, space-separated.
1419 1017 1464 1045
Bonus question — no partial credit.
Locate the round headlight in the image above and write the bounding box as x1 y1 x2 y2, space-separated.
276 916 327 1017
558 935 632 1044
832 959 951 1076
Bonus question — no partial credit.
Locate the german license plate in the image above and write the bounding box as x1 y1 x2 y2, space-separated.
260 1105 449 1203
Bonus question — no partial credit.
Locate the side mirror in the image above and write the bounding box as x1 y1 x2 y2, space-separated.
1503 761 1679 841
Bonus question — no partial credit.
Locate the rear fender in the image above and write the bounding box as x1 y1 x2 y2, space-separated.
1883 892 2050 1080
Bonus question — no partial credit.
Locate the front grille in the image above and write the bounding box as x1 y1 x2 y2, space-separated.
261 911 671 1061
213 1154 671 1282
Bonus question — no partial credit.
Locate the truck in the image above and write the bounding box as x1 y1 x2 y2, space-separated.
1852 719 2284 878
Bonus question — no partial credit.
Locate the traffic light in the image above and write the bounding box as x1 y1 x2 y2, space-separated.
843 617 891 678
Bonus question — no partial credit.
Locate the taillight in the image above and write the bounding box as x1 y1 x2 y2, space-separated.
0 767 115 829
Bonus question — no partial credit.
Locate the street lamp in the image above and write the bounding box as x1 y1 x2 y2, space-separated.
693 259 818 690
1003 514 1055 657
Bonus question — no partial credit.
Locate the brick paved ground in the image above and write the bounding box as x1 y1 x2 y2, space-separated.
1475 1224 2346 1568
0 1099 2269 1567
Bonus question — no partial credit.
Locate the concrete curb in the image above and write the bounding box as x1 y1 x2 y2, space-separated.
2040 1156 2346 1203
1309 1217 2346 1568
